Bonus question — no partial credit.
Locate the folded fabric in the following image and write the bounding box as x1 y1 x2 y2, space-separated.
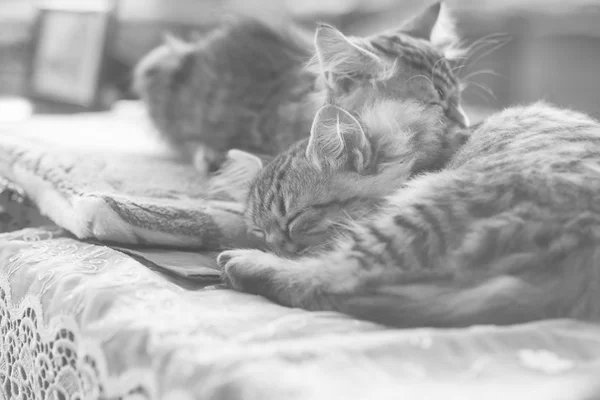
1 176 53 232
0 107 260 251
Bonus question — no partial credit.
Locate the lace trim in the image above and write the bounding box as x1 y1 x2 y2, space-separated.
0 273 172 400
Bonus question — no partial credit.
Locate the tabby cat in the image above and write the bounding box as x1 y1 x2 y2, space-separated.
219 99 600 328
244 100 446 255
134 2 469 174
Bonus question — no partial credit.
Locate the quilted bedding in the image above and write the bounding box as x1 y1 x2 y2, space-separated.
2 104 600 399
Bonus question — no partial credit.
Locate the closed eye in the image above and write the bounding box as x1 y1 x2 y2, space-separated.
285 210 307 235
435 87 446 100
285 209 327 238
427 101 443 107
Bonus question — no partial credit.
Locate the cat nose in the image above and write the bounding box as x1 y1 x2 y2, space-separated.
268 235 299 255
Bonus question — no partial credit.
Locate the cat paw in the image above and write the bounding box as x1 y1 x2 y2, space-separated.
216 249 242 270
217 249 282 292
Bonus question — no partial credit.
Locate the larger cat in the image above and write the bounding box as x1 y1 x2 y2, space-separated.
219 99 600 328
134 2 469 174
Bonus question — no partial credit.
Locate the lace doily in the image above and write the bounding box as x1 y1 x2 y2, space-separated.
0 228 189 400
0 273 163 400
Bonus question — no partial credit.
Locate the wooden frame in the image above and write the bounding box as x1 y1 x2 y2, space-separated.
26 1 118 111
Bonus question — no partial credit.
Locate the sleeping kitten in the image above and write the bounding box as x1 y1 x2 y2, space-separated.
244 100 445 255
218 100 600 327
134 2 469 174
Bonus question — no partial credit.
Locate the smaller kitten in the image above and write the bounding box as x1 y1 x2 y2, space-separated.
244 99 446 256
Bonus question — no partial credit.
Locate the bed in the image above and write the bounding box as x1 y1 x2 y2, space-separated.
2 102 600 400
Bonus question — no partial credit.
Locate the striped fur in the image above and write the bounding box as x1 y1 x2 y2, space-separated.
244 100 448 255
219 102 600 327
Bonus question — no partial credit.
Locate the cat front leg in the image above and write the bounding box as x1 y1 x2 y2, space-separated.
217 248 365 311
217 249 283 293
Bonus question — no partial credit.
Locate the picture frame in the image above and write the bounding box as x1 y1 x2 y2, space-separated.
26 1 118 111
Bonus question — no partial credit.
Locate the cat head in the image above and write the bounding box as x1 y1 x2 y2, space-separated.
132 32 199 146
133 33 194 99
244 100 444 256
310 1 469 129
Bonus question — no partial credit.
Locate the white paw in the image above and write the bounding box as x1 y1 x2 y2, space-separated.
217 249 282 291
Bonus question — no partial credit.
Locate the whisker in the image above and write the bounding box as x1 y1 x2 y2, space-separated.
469 90 492 105
451 63 469 78
464 32 505 48
462 68 506 81
466 36 513 70
462 37 511 74
431 57 447 84
464 32 511 56
465 80 498 101
407 74 434 87
451 63 467 73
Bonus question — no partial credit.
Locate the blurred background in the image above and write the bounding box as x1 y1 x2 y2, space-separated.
2 0 600 122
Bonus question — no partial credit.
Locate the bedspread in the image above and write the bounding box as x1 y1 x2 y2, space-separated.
0 104 263 251
3 226 600 400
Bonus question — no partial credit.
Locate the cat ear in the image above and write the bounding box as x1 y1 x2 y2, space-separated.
226 149 263 177
306 105 372 173
209 149 264 203
399 2 442 40
314 24 385 80
399 2 459 54
163 32 188 53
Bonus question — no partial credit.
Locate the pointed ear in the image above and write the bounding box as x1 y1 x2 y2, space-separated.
314 24 385 80
209 149 263 203
226 149 263 176
306 105 372 173
399 2 459 54
399 2 441 40
163 32 188 53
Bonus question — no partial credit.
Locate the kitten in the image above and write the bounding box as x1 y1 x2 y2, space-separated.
244 100 446 255
218 100 600 327
134 2 469 174
242 2 469 255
